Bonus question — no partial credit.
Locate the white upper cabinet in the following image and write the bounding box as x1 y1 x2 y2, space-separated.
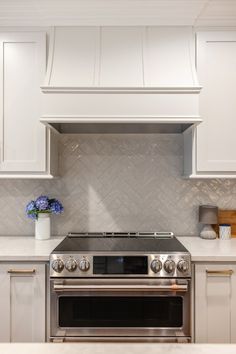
0 31 58 178
184 31 236 178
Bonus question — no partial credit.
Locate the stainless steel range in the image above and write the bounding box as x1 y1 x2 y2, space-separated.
50 232 191 343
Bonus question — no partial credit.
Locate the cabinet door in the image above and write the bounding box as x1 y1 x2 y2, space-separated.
195 263 236 343
0 263 46 342
0 32 46 172
196 32 236 172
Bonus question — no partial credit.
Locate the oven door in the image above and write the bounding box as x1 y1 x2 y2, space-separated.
50 278 191 341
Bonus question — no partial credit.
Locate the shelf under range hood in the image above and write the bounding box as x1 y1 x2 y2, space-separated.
40 117 200 134
40 26 202 134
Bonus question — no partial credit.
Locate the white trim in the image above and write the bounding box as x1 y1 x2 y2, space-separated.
41 86 202 94
44 123 60 135
0 27 50 32
40 115 202 125
1 19 236 27
183 174 236 179
94 27 101 86
0 174 56 179
194 26 236 32
141 27 146 87
189 27 199 87
195 19 236 27
44 27 55 86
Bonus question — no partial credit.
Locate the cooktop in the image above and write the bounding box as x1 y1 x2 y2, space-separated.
52 232 188 253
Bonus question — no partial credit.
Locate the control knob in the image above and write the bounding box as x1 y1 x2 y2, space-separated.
79 258 90 271
65 258 77 272
177 260 189 273
51 258 64 273
151 259 162 273
164 259 176 273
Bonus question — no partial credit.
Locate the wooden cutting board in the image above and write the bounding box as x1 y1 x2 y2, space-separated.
213 210 236 237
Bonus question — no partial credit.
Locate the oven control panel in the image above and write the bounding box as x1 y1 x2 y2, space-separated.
50 253 191 278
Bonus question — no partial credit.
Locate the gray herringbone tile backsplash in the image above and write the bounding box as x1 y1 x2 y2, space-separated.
1 134 236 236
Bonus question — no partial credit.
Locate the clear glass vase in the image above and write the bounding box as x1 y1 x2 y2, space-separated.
35 213 51 240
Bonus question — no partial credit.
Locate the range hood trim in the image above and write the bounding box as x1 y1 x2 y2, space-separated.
40 115 202 124
40 115 202 134
41 86 202 94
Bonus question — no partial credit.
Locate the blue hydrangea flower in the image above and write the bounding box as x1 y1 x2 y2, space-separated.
26 201 37 220
35 195 49 211
49 199 64 214
26 200 35 212
26 196 64 220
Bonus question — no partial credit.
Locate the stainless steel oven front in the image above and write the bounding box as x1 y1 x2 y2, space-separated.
50 277 191 342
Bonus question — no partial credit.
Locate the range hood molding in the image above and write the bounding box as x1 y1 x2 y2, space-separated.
41 26 202 133
41 87 202 94
41 115 202 134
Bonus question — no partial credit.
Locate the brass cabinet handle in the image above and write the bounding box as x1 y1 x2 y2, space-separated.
8 269 36 274
206 270 234 276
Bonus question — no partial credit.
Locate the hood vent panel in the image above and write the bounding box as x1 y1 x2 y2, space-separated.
41 26 202 133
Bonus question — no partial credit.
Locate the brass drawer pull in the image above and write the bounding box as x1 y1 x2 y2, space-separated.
8 269 36 274
206 270 233 276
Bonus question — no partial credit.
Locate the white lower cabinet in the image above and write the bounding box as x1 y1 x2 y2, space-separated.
195 263 236 343
0 263 46 342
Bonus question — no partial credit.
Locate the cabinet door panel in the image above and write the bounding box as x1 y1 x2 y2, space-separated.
206 274 231 342
0 32 46 172
0 263 46 342
195 263 236 343
196 32 236 172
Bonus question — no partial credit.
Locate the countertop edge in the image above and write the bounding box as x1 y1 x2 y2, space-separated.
191 256 236 262
177 236 236 262
0 236 64 262
0 256 50 261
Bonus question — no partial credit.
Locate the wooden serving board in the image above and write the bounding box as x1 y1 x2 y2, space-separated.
213 210 236 238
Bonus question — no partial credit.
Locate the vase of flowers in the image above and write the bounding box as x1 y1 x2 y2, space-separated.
26 195 64 240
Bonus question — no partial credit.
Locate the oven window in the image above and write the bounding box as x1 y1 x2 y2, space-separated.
59 296 183 328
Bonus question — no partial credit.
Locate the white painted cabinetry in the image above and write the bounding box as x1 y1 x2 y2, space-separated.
195 263 236 343
0 32 58 178
184 31 236 178
0 263 46 342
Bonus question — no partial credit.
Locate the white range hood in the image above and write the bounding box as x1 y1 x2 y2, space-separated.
40 26 202 133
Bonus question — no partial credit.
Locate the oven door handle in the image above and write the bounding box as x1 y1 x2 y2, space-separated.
53 284 188 292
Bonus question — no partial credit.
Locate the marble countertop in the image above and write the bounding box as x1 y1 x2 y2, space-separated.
178 236 236 262
1 343 236 354
0 235 236 262
0 236 63 261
